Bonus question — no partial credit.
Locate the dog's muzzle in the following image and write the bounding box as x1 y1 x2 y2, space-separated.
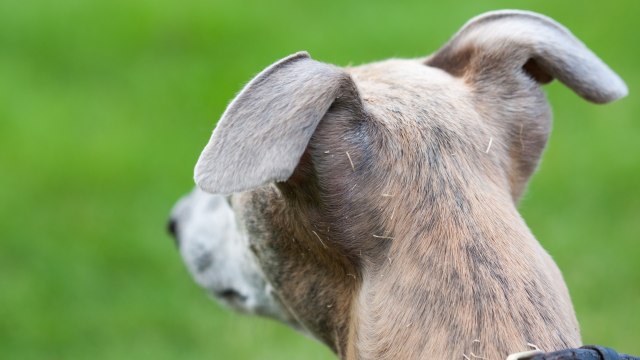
168 188 296 323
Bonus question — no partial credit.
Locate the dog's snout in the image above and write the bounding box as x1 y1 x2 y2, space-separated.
167 218 179 246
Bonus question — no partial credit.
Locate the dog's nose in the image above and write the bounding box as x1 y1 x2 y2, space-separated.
167 218 180 247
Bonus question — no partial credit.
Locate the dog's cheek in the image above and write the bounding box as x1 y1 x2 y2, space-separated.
235 188 352 351
237 188 301 294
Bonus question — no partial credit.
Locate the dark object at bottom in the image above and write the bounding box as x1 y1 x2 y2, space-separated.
528 346 640 360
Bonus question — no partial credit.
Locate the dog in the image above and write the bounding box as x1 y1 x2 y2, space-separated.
168 10 627 359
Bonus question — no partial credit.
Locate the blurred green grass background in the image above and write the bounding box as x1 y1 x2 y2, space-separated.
0 0 638 359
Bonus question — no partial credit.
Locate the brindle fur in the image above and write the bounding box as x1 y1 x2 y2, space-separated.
193 10 626 360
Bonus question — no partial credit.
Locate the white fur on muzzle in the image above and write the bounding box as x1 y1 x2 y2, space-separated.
169 188 292 322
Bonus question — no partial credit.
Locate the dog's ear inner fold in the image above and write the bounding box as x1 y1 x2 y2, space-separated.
426 10 627 104
194 52 361 194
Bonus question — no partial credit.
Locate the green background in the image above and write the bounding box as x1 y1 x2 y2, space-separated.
1 0 638 359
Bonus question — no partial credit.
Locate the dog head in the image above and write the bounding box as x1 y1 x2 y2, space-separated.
170 10 626 358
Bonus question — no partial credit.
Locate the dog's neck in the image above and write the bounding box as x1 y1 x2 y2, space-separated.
342 172 575 359
292 107 579 358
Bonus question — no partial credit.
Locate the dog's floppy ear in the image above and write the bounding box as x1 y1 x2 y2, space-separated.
427 10 627 103
195 52 357 194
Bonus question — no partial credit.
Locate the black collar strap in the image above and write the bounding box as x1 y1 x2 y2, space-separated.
509 345 640 360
